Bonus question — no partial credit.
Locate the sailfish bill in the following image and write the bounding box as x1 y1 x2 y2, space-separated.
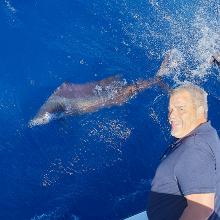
28 53 171 127
210 51 220 66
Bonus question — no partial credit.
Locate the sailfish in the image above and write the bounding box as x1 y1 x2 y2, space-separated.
28 52 171 127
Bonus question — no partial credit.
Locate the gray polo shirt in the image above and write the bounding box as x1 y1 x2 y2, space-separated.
147 121 220 220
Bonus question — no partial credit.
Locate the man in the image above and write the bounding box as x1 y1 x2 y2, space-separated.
147 84 220 220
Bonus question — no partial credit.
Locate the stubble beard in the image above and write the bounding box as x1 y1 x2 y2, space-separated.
171 127 181 137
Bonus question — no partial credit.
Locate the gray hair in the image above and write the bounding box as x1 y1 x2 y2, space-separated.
169 84 208 118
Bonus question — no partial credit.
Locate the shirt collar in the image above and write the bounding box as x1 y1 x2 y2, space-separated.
159 121 211 160
172 120 210 145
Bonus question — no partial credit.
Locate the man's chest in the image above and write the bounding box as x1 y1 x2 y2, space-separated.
151 145 185 195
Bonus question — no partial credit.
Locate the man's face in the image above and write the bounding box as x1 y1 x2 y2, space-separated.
168 90 200 138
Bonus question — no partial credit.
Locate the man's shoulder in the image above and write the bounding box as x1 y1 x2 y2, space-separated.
196 121 218 137
195 124 219 148
177 125 220 164
182 122 220 149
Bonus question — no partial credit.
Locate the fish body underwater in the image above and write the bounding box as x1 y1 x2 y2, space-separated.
28 53 170 127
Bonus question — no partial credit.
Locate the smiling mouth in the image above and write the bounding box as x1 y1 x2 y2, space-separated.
169 120 180 127
171 123 180 128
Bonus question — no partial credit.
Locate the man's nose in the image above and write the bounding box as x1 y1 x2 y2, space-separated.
168 109 176 119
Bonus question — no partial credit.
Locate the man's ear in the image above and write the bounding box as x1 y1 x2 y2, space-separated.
197 106 205 119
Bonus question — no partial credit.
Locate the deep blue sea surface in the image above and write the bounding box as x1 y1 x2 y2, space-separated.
1 0 220 219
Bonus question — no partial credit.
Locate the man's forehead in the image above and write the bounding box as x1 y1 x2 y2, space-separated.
169 90 192 105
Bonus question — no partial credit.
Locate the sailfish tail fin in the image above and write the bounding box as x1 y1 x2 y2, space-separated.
153 48 174 92
153 75 169 92
132 49 172 94
156 47 173 77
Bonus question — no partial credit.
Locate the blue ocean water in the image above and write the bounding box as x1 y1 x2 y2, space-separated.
0 0 220 219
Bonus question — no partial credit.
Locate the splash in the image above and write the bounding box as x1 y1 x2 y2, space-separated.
111 0 220 84
164 11 220 83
